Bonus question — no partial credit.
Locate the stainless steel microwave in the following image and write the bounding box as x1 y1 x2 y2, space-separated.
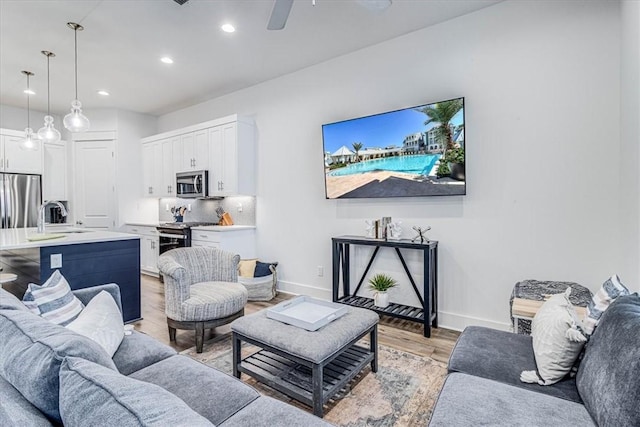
176 170 208 198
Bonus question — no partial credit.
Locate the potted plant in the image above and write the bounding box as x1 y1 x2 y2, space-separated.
445 147 465 181
368 273 397 308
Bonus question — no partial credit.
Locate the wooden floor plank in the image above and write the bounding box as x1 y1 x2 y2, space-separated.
134 275 459 361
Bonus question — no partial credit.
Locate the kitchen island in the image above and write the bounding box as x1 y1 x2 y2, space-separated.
0 227 141 322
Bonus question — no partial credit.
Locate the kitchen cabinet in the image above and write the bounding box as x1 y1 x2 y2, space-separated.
208 119 255 196
142 141 162 197
191 227 256 258
0 130 43 174
177 130 208 173
140 114 255 198
43 141 67 200
124 224 159 276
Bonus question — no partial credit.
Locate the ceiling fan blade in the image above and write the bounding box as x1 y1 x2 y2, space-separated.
267 0 294 30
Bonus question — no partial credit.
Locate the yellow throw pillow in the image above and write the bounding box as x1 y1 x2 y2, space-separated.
238 259 257 278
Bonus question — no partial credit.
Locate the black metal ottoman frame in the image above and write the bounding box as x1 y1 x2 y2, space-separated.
232 324 378 417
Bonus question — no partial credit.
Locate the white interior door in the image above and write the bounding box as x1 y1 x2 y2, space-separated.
73 139 116 229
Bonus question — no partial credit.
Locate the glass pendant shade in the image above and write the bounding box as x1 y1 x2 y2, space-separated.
22 127 38 150
39 51 61 143
63 99 90 132
64 22 89 133
20 70 39 150
38 115 61 143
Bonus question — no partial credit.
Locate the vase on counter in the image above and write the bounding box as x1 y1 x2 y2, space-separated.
374 291 390 308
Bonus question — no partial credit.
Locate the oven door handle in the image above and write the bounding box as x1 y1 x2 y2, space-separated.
158 233 188 240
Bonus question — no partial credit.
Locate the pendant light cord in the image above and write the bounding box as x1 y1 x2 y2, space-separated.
26 74 31 127
74 27 78 100
46 54 51 116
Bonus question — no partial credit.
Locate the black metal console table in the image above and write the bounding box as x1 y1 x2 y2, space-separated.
332 235 438 337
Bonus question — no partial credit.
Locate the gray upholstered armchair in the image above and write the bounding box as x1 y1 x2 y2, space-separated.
157 247 248 353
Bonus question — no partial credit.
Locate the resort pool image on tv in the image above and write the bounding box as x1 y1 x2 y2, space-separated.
329 154 441 177
322 97 465 199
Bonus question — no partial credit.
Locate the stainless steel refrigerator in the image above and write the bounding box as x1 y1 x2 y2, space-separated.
0 173 42 228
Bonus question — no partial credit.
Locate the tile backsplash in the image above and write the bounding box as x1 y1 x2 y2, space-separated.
158 196 256 225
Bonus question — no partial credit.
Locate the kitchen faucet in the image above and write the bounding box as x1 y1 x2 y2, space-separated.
37 201 69 234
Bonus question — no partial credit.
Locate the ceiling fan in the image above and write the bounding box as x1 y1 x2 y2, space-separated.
267 0 392 31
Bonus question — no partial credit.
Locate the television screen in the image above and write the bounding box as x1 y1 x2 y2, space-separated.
322 97 465 199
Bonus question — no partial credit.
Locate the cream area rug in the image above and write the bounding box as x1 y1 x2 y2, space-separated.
181 335 447 426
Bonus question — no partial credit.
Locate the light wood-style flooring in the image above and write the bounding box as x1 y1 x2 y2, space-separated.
134 275 460 363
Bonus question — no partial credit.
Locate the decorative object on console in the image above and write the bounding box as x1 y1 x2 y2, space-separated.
387 221 403 240
20 70 39 150
369 273 397 308
365 220 376 238
37 51 61 143
412 225 431 243
62 22 90 133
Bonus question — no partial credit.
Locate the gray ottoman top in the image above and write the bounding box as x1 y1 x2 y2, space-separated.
231 305 378 363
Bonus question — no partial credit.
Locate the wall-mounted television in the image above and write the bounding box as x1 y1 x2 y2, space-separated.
322 97 465 199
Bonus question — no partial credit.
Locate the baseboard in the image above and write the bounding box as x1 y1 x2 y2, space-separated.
276 281 511 333
437 311 511 332
276 280 332 300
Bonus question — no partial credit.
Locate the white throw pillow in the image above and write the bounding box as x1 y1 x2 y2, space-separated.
66 291 124 357
521 288 587 385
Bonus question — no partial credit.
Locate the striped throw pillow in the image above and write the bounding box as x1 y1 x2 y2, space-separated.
582 274 630 335
23 270 84 326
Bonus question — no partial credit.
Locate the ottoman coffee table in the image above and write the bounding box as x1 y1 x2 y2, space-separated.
231 305 379 417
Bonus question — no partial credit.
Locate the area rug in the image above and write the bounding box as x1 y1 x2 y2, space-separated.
181 335 447 426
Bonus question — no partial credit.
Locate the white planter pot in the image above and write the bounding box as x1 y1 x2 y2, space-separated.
374 292 389 308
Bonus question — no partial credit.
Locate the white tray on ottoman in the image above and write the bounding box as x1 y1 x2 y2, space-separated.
266 296 348 331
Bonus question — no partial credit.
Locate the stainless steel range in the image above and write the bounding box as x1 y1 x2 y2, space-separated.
156 222 218 255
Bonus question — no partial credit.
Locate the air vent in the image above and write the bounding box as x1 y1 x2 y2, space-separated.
173 0 189 5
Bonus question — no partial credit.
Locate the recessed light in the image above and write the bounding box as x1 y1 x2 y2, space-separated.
23 89 35 95
221 23 235 33
97 90 110 96
160 57 174 64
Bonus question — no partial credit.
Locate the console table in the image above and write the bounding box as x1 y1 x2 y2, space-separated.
331 235 438 337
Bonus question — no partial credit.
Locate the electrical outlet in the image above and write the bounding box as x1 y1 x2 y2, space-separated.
187 204 192 211
51 253 62 269
317 266 324 277
237 203 243 213
165 204 169 211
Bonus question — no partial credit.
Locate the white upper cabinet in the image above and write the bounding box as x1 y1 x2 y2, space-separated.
43 141 67 200
140 114 255 198
208 119 255 196
177 130 209 172
0 131 43 174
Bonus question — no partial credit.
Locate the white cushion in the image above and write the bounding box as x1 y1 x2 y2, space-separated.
528 288 587 385
23 270 84 326
66 291 124 357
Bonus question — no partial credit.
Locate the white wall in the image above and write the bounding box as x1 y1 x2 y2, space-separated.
158 0 624 330
620 1 640 293
0 104 61 134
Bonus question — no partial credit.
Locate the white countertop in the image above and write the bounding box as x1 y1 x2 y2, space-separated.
0 227 139 250
191 225 256 232
123 222 162 227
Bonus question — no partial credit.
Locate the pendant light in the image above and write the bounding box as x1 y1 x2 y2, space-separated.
37 51 61 143
63 22 90 132
20 70 39 150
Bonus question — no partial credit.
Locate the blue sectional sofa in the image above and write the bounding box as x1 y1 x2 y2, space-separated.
0 284 333 426
429 294 640 426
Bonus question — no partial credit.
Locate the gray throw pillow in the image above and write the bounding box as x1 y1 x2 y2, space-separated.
59 357 214 426
0 309 117 423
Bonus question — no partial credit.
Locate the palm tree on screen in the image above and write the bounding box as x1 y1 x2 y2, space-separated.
416 99 463 157
352 142 363 162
